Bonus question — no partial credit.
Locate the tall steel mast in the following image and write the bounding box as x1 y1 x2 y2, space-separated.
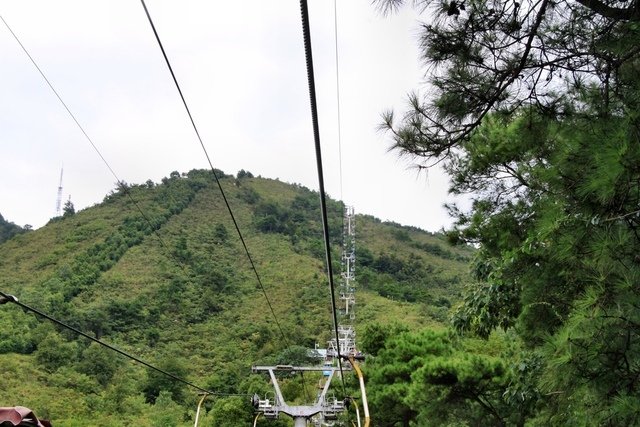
55 167 64 217
328 206 357 358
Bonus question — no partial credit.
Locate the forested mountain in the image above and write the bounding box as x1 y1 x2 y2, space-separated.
0 170 473 426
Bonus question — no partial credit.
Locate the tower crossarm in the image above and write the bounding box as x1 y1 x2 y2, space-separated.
251 366 345 420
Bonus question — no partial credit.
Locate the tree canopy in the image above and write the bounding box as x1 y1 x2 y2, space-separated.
0 213 30 243
375 0 640 424
376 0 640 164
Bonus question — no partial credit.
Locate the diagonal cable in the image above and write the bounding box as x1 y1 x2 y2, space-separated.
139 0 291 351
0 291 248 397
0 14 170 251
299 0 347 396
2 10 283 401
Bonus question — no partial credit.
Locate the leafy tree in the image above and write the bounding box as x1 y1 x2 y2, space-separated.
62 199 75 217
0 213 29 243
254 202 289 234
367 329 536 426
376 0 640 422
392 228 411 242
143 353 189 403
375 0 640 164
101 364 144 413
205 396 254 427
205 368 242 395
213 223 229 243
77 342 120 386
35 331 78 372
238 186 261 204
173 235 192 263
74 305 111 339
361 322 408 356
48 366 101 396
236 169 254 179
149 391 183 427
105 298 148 332
274 345 317 366
443 109 640 422
372 253 405 275
0 310 37 354
357 246 374 267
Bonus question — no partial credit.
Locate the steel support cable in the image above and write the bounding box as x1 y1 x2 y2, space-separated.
139 0 292 353
0 291 248 397
333 0 348 327
139 1 314 403
299 0 347 397
0 14 170 252
1 11 279 402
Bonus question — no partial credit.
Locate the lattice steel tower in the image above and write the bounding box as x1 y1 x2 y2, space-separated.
328 205 357 358
55 167 64 217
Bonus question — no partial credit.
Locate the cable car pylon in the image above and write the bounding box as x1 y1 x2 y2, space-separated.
328 206 358 360
252 207 369 426
251 365 346 426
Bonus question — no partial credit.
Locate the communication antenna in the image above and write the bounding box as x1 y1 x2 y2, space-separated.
55 166 64 217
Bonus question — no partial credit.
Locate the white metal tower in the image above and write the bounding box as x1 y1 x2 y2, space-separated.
328 206 357 358
252 365 345 426
254 207 360 426
55 167 64 217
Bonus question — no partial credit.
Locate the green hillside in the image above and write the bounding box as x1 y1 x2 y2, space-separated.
0 169 472 426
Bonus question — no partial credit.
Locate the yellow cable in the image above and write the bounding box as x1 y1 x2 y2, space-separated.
253 412 262 427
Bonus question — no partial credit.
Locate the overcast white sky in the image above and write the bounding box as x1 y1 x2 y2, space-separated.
0 0 460 232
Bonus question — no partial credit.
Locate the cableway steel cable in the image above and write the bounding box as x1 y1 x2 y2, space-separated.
0 291 248 397
1 12 217 329
0 13 255 400
139 0 289 349
2 9 297 402
0 14 171 253
1 11 287 401
299 0 347 397
133 4 322 401
4 6 308 402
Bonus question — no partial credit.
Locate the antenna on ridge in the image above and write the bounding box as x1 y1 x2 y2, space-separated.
55 166 64 217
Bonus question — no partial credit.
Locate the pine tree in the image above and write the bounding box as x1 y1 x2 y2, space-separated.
63 198 75 217
375 0 640 164
374 0 640 422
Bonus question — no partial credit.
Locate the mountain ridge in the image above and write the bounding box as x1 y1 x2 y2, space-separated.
0 169 472 426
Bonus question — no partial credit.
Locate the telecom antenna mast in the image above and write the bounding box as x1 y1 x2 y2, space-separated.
328 206 357 358
55 167 64 217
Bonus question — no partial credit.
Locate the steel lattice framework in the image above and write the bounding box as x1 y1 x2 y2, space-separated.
328 206 357 358
253 207 360 426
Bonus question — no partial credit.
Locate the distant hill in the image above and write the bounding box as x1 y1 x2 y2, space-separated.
0 169 472 426
0 213 30 244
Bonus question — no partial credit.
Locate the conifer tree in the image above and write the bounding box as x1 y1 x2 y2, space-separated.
375 0 640 422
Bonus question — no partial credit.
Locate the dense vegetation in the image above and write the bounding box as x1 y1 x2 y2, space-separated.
0 213 30 244
3 0 639 424
371 0 640 425
0 170 472 426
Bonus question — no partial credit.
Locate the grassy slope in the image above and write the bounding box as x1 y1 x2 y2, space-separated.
0 171 471 425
